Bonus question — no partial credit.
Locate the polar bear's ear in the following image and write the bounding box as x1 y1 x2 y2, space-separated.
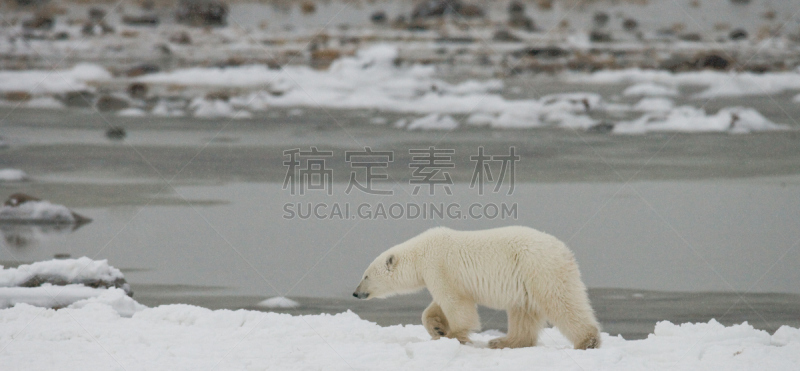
386 255 396 271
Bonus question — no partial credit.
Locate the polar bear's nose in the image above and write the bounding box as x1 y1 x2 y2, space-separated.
353 291 369 299
352 292 358 298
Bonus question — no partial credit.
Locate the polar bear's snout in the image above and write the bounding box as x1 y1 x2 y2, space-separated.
353 280 370 299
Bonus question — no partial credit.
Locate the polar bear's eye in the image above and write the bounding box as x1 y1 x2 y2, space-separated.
364 276 368 279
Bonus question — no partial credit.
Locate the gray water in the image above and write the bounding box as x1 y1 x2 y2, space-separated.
2 97 800 339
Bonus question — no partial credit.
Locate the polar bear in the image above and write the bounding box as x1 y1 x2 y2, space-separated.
353 226 601 349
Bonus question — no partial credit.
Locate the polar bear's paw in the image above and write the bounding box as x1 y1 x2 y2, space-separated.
423 314 449 340
488 336 534 349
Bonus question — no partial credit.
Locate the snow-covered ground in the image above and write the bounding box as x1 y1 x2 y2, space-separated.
0 301 798 370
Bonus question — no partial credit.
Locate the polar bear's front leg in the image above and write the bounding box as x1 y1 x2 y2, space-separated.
436 298 480 344
422 301 449 340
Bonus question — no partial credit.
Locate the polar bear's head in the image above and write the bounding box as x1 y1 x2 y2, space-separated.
353 246 424 300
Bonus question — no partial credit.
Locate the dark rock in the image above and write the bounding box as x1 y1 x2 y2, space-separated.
52 31 70 40
4 91 32 102
122 14 160 26
590 30 612 42
508 1 525 14
54 253 71 259
411 0 483 19
4 193 41 207
513 46 569 58
459 4 484 18
587 122 614 134
128 83 148 99
175 0 228 27
730 0 750 4
105 127 126 140
95 95 130 112
126 64 160 77
300 1 316 14
22 13 54 30
622 18 638 32
20 275 131 296
593 12 609 27
493 29 521 42
88 7 106 22
729 28 748 40
371 11 387 24
699 54 731 70
680 33 702 41
508 14 534 31
169 31 192 44
60 91 95 108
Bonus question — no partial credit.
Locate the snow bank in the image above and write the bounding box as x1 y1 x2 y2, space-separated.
623 83 679 97
0 169 28 182
0 257 125 288
570 69 800 98
613 106 788 134
0 64 111 94
406 114 459 130
0 303 797 370
257 296 300 309
0 200 78 223
0 258 132 312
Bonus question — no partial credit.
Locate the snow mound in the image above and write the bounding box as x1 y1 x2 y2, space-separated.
0 257 125 288
0 169 28 182
68 287 146 317
0 305 798 370
406 114 459 131
634 97 674 112
257 296 300 309
189 98 251 119
0 200 79 223
118 107 147 117
25 96 65 109
0 64 111 94
623 83 679 97
614 106 789 134
0 258 132 311
570 69 800 99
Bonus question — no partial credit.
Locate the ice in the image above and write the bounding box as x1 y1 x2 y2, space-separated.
0 303 798 370
0 200 77 223
0 63 111 94
257 296 300 309
0 257 125 288
118 107 147 117
623 83 679 97
793 94 800 103
0 169 28 182
570 69 800 99
0 258 131 311
0 284 109 309
189 98 251 119
634 97 674 112
24 96 65 109
406 114 459 131
613 106 788 134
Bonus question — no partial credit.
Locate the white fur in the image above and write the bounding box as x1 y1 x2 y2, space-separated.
354 226 601 349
